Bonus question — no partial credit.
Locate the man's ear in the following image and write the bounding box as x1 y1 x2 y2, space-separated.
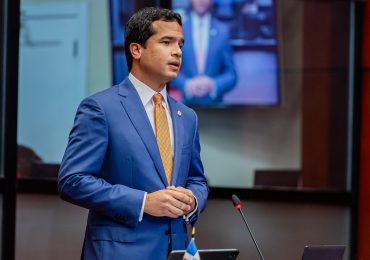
129 43 142 61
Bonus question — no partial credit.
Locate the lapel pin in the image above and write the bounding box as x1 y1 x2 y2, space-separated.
177 110 182 117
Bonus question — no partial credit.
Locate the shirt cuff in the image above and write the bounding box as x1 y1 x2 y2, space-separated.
184 194 198 223
139 192 147 222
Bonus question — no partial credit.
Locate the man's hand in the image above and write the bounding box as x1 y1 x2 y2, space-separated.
144 189 193 218
185 76 215 98
184 78 199 97
166 186 196 215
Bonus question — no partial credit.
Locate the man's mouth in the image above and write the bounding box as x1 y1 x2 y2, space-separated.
168 61 180 70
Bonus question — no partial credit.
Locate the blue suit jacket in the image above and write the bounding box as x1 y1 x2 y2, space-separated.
58 78 208 260
172 15 237 105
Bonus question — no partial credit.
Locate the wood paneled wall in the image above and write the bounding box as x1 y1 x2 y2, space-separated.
358 1 370 259
301 1 349 189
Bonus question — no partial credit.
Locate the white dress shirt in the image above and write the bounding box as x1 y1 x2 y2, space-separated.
128 73 197 223
128 73 174 153
191 12 211 72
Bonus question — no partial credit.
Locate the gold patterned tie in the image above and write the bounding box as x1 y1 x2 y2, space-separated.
153 93 173 185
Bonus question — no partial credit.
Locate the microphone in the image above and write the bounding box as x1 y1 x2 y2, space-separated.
232 194 265 260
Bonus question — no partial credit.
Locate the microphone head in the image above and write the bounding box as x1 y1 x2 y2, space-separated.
232 194 242 210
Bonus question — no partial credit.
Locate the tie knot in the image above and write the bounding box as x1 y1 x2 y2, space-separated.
153 93 163 105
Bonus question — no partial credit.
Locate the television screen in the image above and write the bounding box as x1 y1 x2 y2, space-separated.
110 0 157 84
110 0 280 106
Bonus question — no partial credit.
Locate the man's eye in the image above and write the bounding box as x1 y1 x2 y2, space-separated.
163 41 170 45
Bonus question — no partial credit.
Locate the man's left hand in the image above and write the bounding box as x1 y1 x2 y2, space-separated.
167 186 196 215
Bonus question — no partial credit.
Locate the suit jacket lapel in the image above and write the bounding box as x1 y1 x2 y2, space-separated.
168 96 184 186
118 79 168 186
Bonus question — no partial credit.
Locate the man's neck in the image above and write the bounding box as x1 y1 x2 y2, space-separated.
129 69 166 92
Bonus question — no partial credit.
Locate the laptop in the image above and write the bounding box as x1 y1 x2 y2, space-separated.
168 248 239 260
301 245 346 260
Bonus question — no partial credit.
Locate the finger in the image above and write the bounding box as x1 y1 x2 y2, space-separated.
166 189 192 204
164 190 191 209
166 203 184 217
168 186 189 196
166 186 178 191
162 189 191 211
193 90 205 97
190 85 199 96
170 188 195 212
168 186 193 197
173 186 190 193
168 196 191 212
198 88 209 96
167 188 193 202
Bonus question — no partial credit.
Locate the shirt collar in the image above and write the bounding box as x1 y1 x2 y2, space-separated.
128 73 169 108
191 11 211 26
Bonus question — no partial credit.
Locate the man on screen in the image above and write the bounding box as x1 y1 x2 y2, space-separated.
172 0 237 105
58 7 208 260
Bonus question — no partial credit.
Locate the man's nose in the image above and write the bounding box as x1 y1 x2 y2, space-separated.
172 46 182 57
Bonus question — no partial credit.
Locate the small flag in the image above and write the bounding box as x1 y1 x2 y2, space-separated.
183 238 200 260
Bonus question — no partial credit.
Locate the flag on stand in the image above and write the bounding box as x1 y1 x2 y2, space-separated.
183 238 200 260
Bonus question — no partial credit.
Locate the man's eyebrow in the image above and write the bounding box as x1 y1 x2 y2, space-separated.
159 36 185 44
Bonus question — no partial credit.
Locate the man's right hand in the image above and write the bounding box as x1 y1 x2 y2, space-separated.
144 189 193 218
185 76 215 98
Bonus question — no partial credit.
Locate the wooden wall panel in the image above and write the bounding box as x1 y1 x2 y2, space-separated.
359 71 370 260
301 1 349 189
358 2 370 259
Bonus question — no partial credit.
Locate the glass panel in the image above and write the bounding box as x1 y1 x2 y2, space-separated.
161 0 350 191
18 0 354 192
195 0 349 190
17 0 112 180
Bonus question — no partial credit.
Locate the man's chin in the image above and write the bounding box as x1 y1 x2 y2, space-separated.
166 71 179 81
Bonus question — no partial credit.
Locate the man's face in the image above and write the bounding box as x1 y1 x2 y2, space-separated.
191 0 212 16
138 20 184 89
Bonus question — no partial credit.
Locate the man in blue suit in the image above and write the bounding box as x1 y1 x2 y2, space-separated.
58 7 208 260
171 0 237 105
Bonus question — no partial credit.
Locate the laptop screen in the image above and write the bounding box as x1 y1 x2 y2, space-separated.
301 245 346 260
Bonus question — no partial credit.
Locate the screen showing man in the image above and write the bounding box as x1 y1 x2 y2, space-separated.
169 0 280 106
171 0 237 105
109 0 280 106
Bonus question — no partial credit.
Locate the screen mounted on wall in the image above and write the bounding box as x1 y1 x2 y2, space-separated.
110 0 280 106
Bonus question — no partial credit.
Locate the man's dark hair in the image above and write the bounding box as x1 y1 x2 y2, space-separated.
125 7 182 71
